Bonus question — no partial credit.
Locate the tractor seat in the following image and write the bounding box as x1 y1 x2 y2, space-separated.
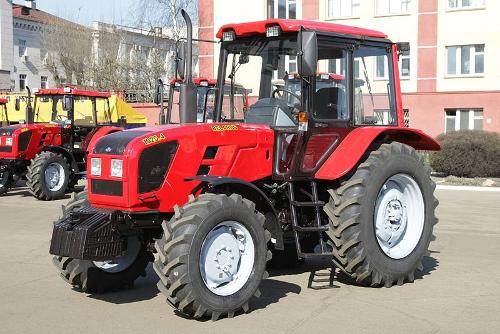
313 87 345 120
245 98 296 127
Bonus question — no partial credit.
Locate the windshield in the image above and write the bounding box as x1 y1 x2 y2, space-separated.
33 95 111 126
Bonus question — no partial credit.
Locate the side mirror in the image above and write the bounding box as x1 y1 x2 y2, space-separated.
176 41 186 80
154 79 163 105
15 97 20 111
298 31 317 77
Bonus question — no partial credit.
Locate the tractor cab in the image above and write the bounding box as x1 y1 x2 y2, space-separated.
164 78 249 124
32 87 114 151
0 98 8 127
214 20 411 177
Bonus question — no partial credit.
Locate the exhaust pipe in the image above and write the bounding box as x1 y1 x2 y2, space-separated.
179 9 197 124
25 86 34 124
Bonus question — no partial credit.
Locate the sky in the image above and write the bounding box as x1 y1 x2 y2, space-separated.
13 0 138 26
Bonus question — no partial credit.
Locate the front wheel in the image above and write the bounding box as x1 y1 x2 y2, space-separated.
27 151 70 200
0 170 14 195
324 142 438 287
52 190 153 292
153 193 272 320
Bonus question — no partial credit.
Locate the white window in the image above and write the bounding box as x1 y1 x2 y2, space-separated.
328 58 346 75
445 109 483 132
267 0 296 19
448 0 485 9
41 76 48 89
375 55 389 79
447 44 484 76
19 39 27 57
327 0 360 18
19 74 27 91
399 49 410 78
376 0 411 15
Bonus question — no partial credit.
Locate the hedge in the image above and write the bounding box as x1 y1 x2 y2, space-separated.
430 130 500 178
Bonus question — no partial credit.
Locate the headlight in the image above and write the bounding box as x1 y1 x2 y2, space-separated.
5 137 13 146
110 159 123 178
90 158 102 176
222 30 235 42
266 25 281 37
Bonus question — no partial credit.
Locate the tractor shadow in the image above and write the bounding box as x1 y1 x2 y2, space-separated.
87 265 160 304
88 263 302 314
269 254 439 288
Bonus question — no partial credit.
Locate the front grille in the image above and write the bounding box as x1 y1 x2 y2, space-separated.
18 131 32 151
91 179 123 196
0 146 12 152
138 141 178 193
94 131 149 155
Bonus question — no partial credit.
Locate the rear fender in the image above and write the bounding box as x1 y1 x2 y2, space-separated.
315 127 440 180
41 146 78 172
188 175 284 250
86 126 123 153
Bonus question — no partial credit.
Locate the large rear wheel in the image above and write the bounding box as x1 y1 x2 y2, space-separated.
154 193 271 320
324 142 438 287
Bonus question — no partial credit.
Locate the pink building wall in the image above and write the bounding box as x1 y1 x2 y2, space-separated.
403 92 500 137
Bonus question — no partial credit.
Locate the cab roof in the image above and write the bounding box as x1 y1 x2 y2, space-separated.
216 19 387 40
34 88 111 98
169 78 218 87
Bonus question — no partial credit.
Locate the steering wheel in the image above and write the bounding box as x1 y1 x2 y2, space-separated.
272 87 301 102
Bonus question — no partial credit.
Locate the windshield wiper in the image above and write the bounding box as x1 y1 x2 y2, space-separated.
361 57 375 107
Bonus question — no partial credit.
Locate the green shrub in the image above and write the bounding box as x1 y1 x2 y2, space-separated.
430 130 500 178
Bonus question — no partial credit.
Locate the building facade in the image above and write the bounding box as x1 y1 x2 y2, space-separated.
198 0 500 136
0 0 14 90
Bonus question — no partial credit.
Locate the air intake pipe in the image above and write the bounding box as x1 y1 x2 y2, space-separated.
179 9 197 124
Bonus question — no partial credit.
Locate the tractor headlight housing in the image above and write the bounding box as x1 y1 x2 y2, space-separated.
266 25 281 37
222 30 236 42
90 158 102 176
110 159 123 178
5 137 12 146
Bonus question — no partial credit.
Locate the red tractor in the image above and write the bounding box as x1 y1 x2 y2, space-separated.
158 77 249 124
0 87 123 199
50 11 440 320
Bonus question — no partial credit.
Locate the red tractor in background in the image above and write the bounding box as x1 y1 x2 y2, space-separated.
50 11 440 320
156 77 249 124
0 87 123 199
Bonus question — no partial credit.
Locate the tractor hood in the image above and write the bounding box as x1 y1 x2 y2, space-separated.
87 123 275 212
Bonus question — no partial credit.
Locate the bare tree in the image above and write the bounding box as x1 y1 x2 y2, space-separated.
41 19 93 87
134 0 197 40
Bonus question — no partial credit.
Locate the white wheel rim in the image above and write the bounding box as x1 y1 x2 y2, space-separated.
93 237 141 273
374 173 425 259
44 162 65 191
199 221 255 296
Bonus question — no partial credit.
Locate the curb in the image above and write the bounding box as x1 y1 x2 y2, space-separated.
436 185 500 192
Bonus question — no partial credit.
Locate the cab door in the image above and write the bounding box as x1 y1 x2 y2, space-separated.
273 41 353 180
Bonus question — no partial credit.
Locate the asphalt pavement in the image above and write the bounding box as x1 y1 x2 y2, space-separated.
0 185 499 334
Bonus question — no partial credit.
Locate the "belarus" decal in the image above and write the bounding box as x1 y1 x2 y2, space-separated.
142 133 166 145
211 125 239 132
